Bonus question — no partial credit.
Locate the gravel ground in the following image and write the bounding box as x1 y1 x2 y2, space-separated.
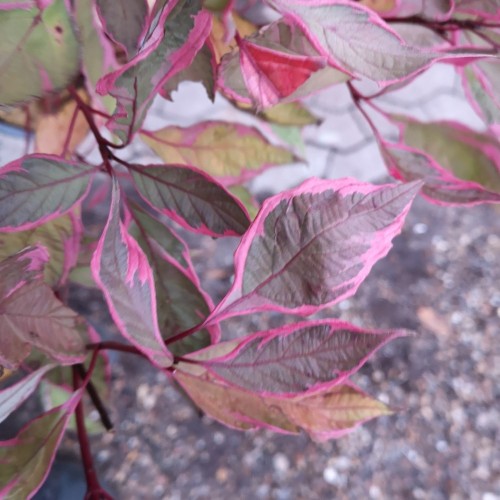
25 191 498 500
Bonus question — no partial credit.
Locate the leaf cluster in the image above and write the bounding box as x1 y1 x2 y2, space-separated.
0 0 499 497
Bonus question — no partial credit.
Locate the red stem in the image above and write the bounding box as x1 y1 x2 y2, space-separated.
86 341 145 357
347 82 381 137
384 16 500 31
86 341 175 372
73 352 114 499
163 322 205 347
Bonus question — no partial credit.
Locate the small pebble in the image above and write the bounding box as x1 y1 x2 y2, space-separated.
273 453 290 475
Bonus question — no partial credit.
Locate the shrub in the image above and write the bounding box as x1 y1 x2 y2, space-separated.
0 0 499 497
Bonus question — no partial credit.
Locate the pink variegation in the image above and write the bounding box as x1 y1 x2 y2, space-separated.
96 0 212 142
380 115 500 205
0 246 49 300
129 163 250 237
206 177 422 323
0 247 86 369
126 203 219 355
2 0 499 490
455 0 500 19
91 179 173 367
0 155 96 232
267 0 497 84
218 18 349 108
0 389 83 499
140 121 298 185
185 319 409 396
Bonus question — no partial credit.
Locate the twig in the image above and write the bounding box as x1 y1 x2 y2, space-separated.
76 364 113 432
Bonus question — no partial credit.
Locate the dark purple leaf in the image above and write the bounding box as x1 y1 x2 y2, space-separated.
129 164 250 236
0 155 95 231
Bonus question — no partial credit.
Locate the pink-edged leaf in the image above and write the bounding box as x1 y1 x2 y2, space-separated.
140 121 297 185
218 18 349 107
462 66 500 126
267 0 437 82
0 155 96 231
91 179 173 367
382 115 500 205
462 65 500 127
459 29 500 127
0 211 83 287
0 389 82 499
175 369 392 440
0 247 86 370
96 0 211 142
73 0 119 113
236 32 326 108
0 364 55 425
268 0 493 84
194 320 408 395
0 246 48 300
96 0 149 58
127 202 219 345
129 164 250 236
0 281 87 369
382 143 500 205
128 208 217 355
209 178 421 322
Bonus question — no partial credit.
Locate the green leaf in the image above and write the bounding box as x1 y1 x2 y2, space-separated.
130 164 250 236
261 102 321 126
396 116 500 192
228 186 260 220
270 124 307 157
128 202 190 270
0 0 79 106
73 0 117 113
140 121 297 184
